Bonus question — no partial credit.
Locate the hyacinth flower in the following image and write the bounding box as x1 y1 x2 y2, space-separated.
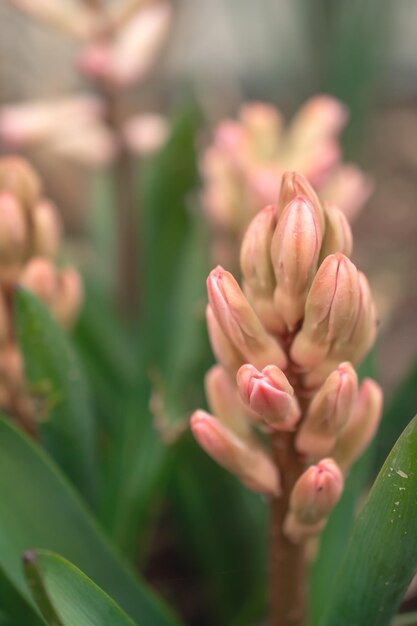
191 171 382 626
201 96 373 268
0 157 83 431
0 0 171 167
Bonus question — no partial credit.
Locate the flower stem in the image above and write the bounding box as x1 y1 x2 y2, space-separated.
269 430 307 626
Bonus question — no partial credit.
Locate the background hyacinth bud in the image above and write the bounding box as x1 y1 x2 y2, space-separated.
205 365 251 438
0 193 28 269
237 363 300 430
191 410 280 496
320 203 353 260
284 458 344 542
0 157 41 210
296 362 358 458
271 196 323 329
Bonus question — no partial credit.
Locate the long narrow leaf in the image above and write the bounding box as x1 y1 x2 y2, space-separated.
323 414 417 626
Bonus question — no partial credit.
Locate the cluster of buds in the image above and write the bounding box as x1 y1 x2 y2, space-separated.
0 0 171 166
0 157 82 421
191 171 382 544
201 96 372 267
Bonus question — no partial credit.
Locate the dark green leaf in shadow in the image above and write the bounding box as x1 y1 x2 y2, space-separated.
24 551 136 626
323 414 417 626
14 289 97 503
0 416 181 626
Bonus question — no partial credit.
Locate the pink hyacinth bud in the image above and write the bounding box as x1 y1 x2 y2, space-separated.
296 362 358 458
0 157 41 209
0 289 10 345
207 266 287 370
237 364 300 430
278 172 324 229
191 410 280 496
123 113 168 155
240 205 277 298
53 268 83 329
333 379 383 472
46 122 118 168
19 258 57 306
346 272 378 364
206 305 243 375
287 95 348 149
320 203 353 260
271 196 323 329
32 200 61 258
205 365 251 438
0 193 28 266
284 458 344 542
290 253 360 370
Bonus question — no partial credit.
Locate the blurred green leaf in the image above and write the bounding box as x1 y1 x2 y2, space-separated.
24 551 136 626
323 414 417 626
375 358 417 475
15 289 97 503
140 105 201 365
0 416 181 626
170 434 266 625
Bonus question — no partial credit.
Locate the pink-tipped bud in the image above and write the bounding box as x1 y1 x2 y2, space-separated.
0 192 28 265
206 305 243 375
278 172 324 229
32 200 61 258
237 364 300 430
207 266 287 370
52 268 83 328
19 258 57 305
333 379 383 472
190 410 280 496
205 365 250 438
0 157 41 209
346 272 377 364
271 196 323 329
320 203 353 260
0 289 10 345
284 458 343 542
291 253 360 370
240 205 276 298
296 362 358 458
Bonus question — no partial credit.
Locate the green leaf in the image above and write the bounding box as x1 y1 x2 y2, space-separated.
14 289 97 503
323 414 417 626
24 551 136 626
0 416 181 626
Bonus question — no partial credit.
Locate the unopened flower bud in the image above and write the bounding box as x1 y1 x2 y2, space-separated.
296 362 358 458
237 363 300 430
53 268 83 328
291 253 360 370
32 200 61 258
0 157 41 209
278 172 324 229
0 289 10 345
333 379 383 472
205 365 250 438
191 410 280 496
240 205 276 298
320 164 373 221
0 192 28 266
206 304 243 374
284 458 343 542
207 266 287 370
320 203 353 260
46 123 117 168
346 272 377 364
19 257 57 306
122 113 168 155
271 196 323 329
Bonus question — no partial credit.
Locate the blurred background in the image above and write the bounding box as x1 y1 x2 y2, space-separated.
1 0 416 394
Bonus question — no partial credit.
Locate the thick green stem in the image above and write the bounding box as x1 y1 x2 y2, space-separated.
269 430 307 626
